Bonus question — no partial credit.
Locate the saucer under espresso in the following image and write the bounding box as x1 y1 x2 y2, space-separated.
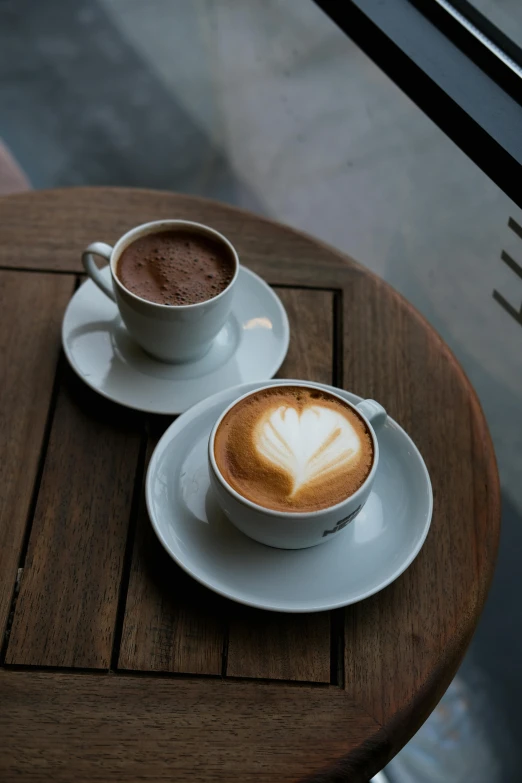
62 265 289 414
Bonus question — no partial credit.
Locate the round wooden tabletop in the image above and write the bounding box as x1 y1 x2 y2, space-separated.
0 188 500 782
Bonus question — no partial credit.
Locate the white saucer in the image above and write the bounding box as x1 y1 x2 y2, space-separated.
62 266 289 414
146 381 433 612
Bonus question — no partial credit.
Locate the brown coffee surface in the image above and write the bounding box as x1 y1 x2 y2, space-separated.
214 386 374 512
116 230 235 305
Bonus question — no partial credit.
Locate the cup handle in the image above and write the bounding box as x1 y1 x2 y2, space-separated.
82 242 116 301
356 399 387 432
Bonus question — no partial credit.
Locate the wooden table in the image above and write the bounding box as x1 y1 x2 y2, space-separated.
0 188 500 782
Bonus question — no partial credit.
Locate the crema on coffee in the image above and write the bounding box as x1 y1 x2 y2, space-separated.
214 386 374 512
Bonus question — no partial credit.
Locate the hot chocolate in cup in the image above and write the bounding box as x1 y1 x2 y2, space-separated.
208 381 387 549
82 220 239 363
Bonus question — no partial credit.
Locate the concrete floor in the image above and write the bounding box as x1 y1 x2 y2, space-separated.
2 1 522 779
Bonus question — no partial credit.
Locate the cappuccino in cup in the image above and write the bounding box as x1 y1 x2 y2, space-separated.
208 382 386 549
214 385 374 513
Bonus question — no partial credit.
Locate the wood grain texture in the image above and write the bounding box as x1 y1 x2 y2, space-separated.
0 272 74 642
120 290 335 682
341 273 501 754
226 289 334 683
118 422 225 674
0 188 351 287
0 188 501 779
5 370 143 668
0 670 388 783
275 288 336 384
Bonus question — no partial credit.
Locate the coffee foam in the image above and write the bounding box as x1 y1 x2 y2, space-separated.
116 230 235 306
214 386 374 513
255 404 361 496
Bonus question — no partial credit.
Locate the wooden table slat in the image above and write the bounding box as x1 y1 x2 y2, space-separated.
118 430 225 675
341 274 499 749
275 288 337 385
120 288 336 682
0 188 352 288
0 271 74 644
0 670 387 783
5 372 143 668
226 288 334 683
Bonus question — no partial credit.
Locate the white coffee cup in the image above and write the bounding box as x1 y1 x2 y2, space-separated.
82 219 239 363
208 381 387 549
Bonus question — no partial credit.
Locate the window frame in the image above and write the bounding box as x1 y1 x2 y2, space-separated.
314 0 522 209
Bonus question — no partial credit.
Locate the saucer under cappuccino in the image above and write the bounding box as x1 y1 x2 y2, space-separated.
214 385 374 512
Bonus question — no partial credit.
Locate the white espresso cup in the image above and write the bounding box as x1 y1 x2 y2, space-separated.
82 219 239 363
208 381 387 549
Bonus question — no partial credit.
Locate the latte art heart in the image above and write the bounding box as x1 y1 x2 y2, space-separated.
214 386 374 513
254 403 361 495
